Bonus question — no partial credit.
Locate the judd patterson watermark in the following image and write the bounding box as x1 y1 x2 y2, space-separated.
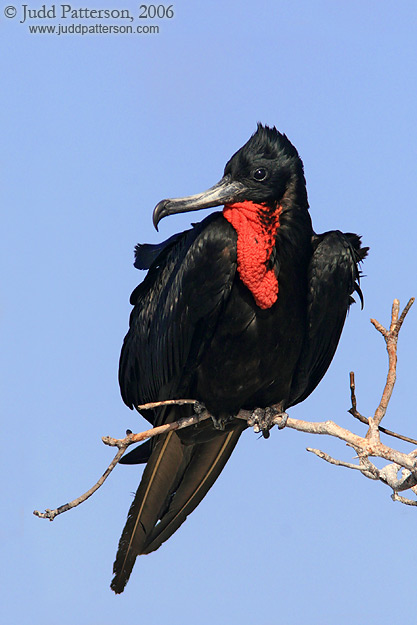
4 3 175 35
19 4 128 23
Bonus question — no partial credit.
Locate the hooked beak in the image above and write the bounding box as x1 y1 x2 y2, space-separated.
152 174 246 230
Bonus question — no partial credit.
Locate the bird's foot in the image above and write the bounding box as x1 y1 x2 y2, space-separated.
193 401 206 415
211 414 233 431
193 402 232 431
247 407 288 438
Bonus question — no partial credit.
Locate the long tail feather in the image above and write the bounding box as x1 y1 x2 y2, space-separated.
111 430 187 593
111 422 244 593
143 424 244 554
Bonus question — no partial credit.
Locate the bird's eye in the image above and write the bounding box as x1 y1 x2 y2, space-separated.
253 167 267 181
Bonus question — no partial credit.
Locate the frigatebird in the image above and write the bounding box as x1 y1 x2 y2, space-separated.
111 124 368 593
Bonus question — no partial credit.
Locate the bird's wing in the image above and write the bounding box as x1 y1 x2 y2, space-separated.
288 231 368 407
118 212 237 417
112 213 242 593
133 231 184 270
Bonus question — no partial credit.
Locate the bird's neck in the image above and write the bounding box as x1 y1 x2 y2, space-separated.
223 201 282 309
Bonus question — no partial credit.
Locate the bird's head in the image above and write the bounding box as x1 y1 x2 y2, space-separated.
152 124 309 229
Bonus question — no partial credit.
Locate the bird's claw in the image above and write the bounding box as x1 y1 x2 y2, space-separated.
193 403 233 430
247 407 288 438
193 401 206 415
276 412 288 430
247 408 267 434
211 414 232 431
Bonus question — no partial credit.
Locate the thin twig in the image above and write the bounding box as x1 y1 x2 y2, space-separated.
34 401 210 521
395 297 415 333
136 399 198 411
348 371 367 423
392 492 417 507
372 426 417 446
306 448 370 472
33 446 127 521
348 371 417 445
370 298 414 432
102 408 211 448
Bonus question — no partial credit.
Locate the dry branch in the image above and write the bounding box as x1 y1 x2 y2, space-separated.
34 405 210 521
34 297 415 521
348 371 417 445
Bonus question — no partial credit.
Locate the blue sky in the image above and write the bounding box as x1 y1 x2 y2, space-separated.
2 1 417 623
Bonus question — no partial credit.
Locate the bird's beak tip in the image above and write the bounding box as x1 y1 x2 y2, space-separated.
150 177 242 229
152 199 168 231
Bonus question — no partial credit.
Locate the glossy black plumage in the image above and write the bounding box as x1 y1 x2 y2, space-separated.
111 125 368 593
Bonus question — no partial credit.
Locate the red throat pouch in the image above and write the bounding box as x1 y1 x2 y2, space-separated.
223 201 282 309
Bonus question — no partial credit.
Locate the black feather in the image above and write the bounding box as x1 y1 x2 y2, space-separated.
134 232 184 270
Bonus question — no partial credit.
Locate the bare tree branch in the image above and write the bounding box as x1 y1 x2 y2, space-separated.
33 446 128 521
306 447 378 476
33 297 416 521
348 370 417 445
34 406 210 521
370 297 414 433
392 492 417 507
102 403 210 449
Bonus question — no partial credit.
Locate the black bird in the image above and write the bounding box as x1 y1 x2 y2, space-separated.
111 125 368 593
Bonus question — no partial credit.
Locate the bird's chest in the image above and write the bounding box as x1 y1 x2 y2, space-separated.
195 253 308 414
